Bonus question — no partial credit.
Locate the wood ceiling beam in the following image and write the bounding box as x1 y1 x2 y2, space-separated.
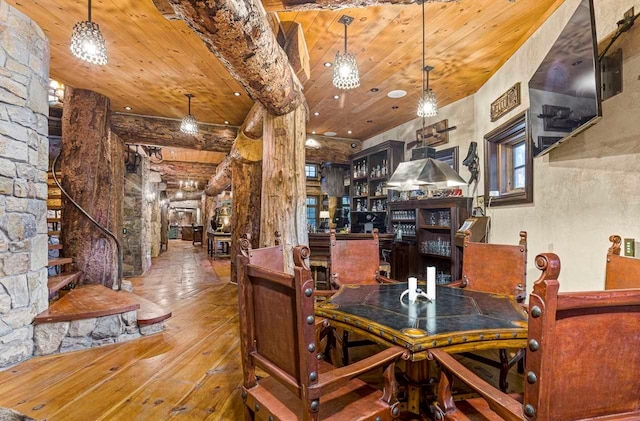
110 114 237 153
261 0 451 12
306 135 361 164
150 160 217 185
166 0 305 116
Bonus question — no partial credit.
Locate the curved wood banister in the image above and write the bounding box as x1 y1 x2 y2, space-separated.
52 152 124 291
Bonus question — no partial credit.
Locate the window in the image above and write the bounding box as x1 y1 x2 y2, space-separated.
435 146 459 172
484 113 532 206
306 196 319 230
305 164 318 179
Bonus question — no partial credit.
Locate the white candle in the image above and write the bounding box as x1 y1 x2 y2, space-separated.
426 267 436 300
408 276 418 303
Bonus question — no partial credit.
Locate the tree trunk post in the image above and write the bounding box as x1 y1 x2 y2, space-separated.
260 103 308 273
60 87 124 288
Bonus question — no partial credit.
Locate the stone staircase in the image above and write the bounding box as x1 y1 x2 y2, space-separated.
47 170 81 299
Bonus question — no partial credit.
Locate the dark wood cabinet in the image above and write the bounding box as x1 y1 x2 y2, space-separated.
390 198 472 281
391 241 417 280
349 140 404 234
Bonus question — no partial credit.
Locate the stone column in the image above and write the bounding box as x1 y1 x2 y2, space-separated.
123 155 151 276
0 2 50 368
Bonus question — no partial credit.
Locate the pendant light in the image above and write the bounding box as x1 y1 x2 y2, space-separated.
180 94 198 135
70 0 108 65
417 1 437 118
333 15 360 90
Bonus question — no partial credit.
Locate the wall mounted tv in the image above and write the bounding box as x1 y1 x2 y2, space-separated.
529 0 601 157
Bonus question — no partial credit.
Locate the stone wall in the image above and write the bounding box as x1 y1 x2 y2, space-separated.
0 2 50 368
33 311 164 356
123 155 151 276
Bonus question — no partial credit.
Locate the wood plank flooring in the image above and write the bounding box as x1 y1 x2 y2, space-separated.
0 241 245 420
0 240 522 420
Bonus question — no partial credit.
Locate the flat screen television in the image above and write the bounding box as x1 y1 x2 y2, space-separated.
529 0 601 157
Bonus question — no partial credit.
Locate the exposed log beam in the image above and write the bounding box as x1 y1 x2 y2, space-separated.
165 189 205 201
150 161 217 186
110 114 237 152
306 135 362 164
261 0 452 12
166 0 304 116
205 103 264 197
281 21 311 84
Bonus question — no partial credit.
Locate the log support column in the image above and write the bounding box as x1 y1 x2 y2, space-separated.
260 104 308 273
60 87 124 288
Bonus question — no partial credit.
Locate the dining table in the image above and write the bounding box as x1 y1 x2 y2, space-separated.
315 282 528 416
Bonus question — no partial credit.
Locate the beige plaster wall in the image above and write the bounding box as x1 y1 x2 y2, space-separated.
363 0 640 293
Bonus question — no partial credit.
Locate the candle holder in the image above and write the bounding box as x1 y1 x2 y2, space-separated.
400 276 431 304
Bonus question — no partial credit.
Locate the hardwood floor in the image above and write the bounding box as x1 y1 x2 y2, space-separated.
0 240 245 420
0 240 522 420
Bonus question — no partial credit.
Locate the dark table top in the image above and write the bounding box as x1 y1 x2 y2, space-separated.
316 283 528 360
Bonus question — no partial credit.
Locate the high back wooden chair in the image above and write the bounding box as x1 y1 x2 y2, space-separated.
447 231 527 392
605 234 640 290
431 252 640 421
237 245 407 420
457 230 527 301
239 231 283 272
329 228 381 287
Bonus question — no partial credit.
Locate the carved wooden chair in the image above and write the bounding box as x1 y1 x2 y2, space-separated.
329 228 398 364
237 245 408 420
446 231 527 392
431 252 640 421
239 232 283 272
605 234 640 289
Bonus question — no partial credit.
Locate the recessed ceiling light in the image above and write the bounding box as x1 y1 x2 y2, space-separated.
366 120 373 123
370 88 380 92
387 90 407 99
324 131 337 137
392 106 399 110
311 131 316 134
124 106 132 111
333 95 340 99
347 130 353 134
314 111 320 116
224 120 229 124
233 92 241 96
324 62 333 67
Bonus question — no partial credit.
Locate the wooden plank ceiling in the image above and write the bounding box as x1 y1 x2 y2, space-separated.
7 0 563 142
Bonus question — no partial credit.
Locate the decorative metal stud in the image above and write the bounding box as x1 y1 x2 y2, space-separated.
524 404 535 417
317 353 324 360
304 288 313 297
496 333 501 339
462 336 467 342
529 339 540 351
530 306 542 318
309 371 317 381
308 343 316 352
527 371 537 384
435 411 442 420
480 334 484 340
392 406 400 416
306 315 314 325
432 340 437 346
241 390 247 401
254 403 260 412
447 338 452 344
310 400 319 411
376 417 382 421
269 416 274 421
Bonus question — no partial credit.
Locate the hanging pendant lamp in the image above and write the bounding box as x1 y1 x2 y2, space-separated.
417 2 437 118
333 15 360 90
70 0 108 65
180 94 198 135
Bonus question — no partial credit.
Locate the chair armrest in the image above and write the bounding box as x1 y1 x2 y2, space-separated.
376 275 400 284
430 349 523 421
310 346 408 398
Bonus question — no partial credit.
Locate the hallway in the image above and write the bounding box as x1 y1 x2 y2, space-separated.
0 241 245 420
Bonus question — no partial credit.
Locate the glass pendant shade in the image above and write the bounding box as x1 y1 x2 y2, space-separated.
333 51 360 90
417 89 438 118
180 114 198 135
70 20 108 65
180 94 198 135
